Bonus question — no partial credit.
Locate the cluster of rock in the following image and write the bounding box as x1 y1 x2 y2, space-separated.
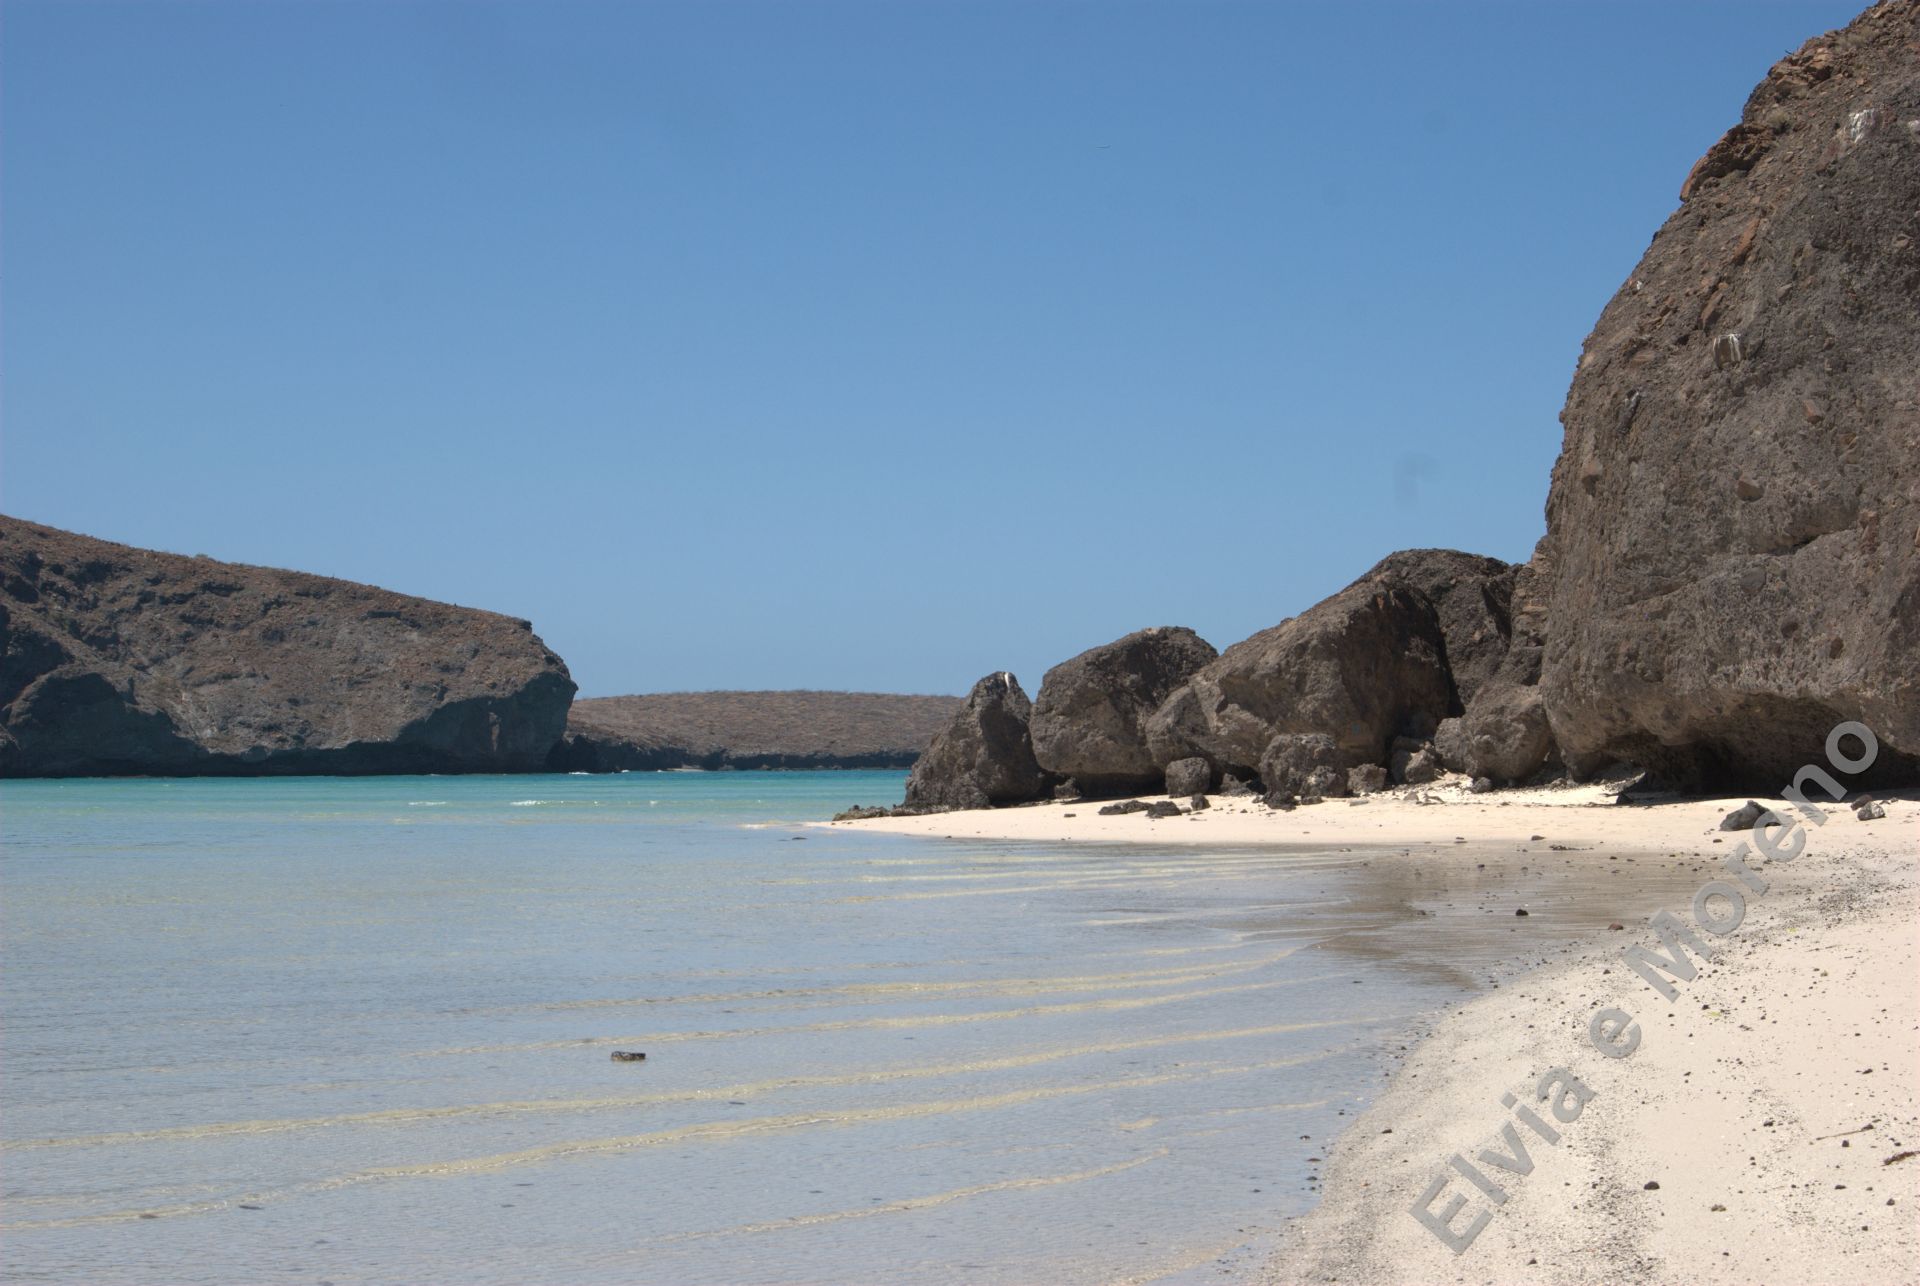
1720 793 1886 830
0 516 576 776
900 551 1556 812
901 2 1918 809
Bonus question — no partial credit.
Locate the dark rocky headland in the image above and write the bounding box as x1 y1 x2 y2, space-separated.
0 516 958 778
904 1 1918 811
0 515 576 776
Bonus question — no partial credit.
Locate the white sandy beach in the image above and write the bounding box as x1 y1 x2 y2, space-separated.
834 783 1919 1285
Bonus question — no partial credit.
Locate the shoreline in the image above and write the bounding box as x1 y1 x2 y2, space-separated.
832 783 1919 1284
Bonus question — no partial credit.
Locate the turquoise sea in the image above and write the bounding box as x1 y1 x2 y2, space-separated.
4 772 1504 1285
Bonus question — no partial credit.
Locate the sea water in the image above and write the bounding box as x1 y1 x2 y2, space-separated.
3 772 1506 1285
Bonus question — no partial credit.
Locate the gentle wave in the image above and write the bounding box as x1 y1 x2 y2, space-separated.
3 1058 1331 1229
647 1149 1173 1244
9 1025 1361 1152
418 976 1363 1057
479 949 1301 1014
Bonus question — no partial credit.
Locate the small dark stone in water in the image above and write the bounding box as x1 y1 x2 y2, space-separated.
1609 922 1626 931
238 1204 264 1211
1515 908 1530 917
610 1050 647 1062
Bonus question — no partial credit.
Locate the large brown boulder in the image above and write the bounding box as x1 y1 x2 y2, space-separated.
1145 576 1453 779
1029 626 1217 796
1533 2 1920 787
0 516 576 776
902 672 1048 809
1435 686 1554 785
1144 550 1513 780
1363 550 1516 707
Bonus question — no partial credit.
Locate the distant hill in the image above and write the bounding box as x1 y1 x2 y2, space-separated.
553 690 962 772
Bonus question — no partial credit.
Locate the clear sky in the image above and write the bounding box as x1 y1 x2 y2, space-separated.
1 0 1866 698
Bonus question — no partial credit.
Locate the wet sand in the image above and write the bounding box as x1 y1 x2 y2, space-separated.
834 784 1920 1284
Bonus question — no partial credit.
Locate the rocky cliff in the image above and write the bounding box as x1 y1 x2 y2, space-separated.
0 516 576 776
1533 0 1919 787
899 3 1919 810
553 690 962 771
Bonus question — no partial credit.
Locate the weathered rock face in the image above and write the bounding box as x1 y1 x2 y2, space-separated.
0 516 576 776
1533 2 1920 788
1030 626 1217 796
1362 550 1516 707
1257 732 1343 797
902 672 1049 809
1163 756 1213 797
1435 562 1560 784
1435 686 1554 785
1347 763 1388 795
1144 550 1512 780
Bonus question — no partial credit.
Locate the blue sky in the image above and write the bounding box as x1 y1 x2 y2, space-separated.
1 0 1865 697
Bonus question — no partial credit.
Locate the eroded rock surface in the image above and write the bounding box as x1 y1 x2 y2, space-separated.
1029 626 1216 796
0 515 575 776
1533 1 1920 787
902 672 1048 809
1144 550 1512 781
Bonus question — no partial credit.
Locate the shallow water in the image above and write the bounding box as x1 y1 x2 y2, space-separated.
0 774 1675 1285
